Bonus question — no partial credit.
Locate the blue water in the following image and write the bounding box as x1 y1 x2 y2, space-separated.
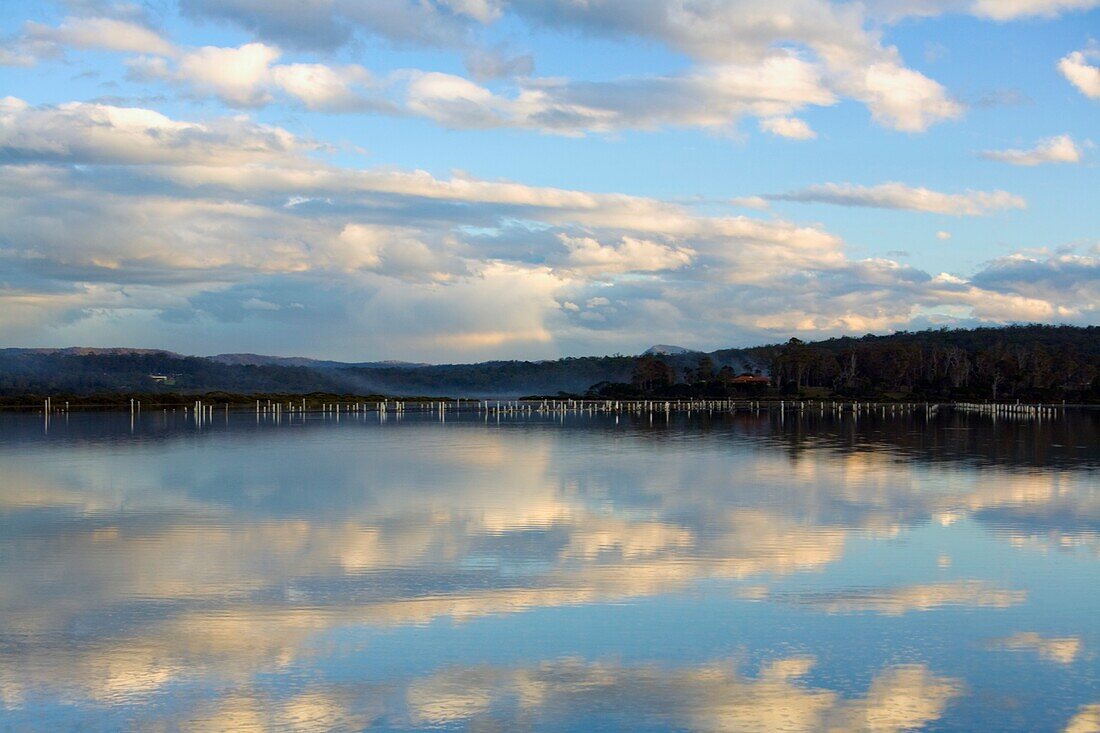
0 407 1097 731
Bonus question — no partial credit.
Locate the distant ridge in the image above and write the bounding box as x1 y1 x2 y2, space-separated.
208 353 429 369
6 347 182 357
643 345 697 356
2 326 1096 401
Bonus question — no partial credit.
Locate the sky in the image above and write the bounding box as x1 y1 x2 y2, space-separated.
0 0 1097 362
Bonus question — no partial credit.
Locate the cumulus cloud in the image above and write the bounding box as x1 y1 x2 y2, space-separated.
731 196 771 210
172 42 281 107
23 16 175 57
557 234 695 276
507 0 962 133
400 55 836 135
759 116 817 139
0 97 298 165
330 223 462 281
828 57 964 131
966 251 1100 319
271 62 379 112
1059 46 1100 99
178 0 489 50
970 0 1100 19
15 0 1093 142
981 134 1084 165
128 42 385 112
1 100 1096 359
0 46 37 67
464 46 534 81
866 0 1100 20
771 182 1027 216
87 0 960 136
0 8 175 67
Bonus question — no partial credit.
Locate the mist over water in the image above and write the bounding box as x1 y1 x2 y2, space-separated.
1 408 1098 731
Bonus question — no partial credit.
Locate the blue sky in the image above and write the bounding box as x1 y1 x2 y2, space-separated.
0 0 1097 361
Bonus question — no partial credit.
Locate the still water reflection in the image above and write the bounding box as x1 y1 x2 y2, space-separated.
1 408 1098 731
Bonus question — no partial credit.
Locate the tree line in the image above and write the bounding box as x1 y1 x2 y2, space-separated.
2 325 1097 402
603 325 1099 401
762 325 1098 401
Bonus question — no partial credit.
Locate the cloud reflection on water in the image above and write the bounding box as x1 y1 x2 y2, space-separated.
0 410 1097 729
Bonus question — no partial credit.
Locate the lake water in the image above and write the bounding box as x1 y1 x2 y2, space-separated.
1 406 1098 731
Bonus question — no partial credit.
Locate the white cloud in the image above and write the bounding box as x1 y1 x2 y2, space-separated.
0 46 36 67
970 0 1100 19
176 42 282 107
331 223 460 280
1 101 1096 359
464 46 534 81
759 116 817 139
23 16 175 57
1059 47 1100 99
558 235 695 276
863 0 1100 21
772 182 1027 216
937 231 952 240
18 0 1095 143
401 55 835 135
831 58 964 132
509 0 961 133
731 196 771 210
981 134 1083 165
271 63 377 111
129 42 382 112
0 97 298 165
441 0 503 24
96 1 961 136
404 71 509 128
179 0 488 50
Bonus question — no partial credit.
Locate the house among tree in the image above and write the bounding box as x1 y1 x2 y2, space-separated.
729 373 771 386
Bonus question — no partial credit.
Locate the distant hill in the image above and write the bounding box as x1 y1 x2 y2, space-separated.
643 344 697 356
208 353 428 369
9 347 182 358
743 324 1099 402
1 325 1096 401
0 346 760 399
207 353 341 369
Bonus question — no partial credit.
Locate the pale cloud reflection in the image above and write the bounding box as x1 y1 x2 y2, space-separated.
989 632 1082 664
790 581 1027 615
177 688 381 733
1 420 1091 647
766 448 1099 559
1065 704 1100 733
405 657 963 732
0 415 1096 725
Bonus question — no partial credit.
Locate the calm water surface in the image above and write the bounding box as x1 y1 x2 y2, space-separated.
1 407 1098 731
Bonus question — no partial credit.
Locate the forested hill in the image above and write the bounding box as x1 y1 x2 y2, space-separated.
752 325 1099 402
1 325 1097 401
0 346 760 399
